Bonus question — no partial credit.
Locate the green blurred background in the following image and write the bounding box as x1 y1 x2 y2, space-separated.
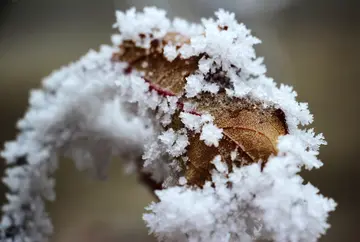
0 0 359 241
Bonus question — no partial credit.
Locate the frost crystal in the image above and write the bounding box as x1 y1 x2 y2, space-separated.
200 123 223 147
113 7 170 48
0 46 155 241
163 44 178 62
211 155 228 173
159 129 189 158
0 7 335 242
185 73 220 98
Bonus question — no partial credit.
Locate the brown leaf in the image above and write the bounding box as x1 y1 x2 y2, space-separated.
185 94 287 186
113 34 199 95
112 33 287 188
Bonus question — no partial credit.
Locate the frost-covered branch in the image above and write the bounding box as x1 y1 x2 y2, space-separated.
0 7 336 242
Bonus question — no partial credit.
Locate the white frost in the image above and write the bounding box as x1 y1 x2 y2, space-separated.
113 7 170 48
159 129 189 158
200 123 223 147
0 7 336 242
164 44 178 62
0 45 155 241
211 155 228 173
144 139 337 242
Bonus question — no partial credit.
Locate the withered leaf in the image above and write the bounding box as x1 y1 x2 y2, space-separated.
186 94 287 186
113 33 287 188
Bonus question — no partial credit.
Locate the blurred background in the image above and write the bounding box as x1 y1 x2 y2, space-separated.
0 0 359 241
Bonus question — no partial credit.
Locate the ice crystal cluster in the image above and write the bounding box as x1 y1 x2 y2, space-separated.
0 7 336 242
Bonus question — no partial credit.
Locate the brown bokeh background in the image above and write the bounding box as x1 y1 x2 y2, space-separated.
0 0 359 241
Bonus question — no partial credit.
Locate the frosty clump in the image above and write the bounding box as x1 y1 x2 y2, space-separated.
0 6 336 242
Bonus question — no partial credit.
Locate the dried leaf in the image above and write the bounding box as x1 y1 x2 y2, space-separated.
186 94 287 186
113 35 199 95
113 33 287 187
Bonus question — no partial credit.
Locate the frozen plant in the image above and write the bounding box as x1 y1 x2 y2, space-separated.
0 7 336 242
